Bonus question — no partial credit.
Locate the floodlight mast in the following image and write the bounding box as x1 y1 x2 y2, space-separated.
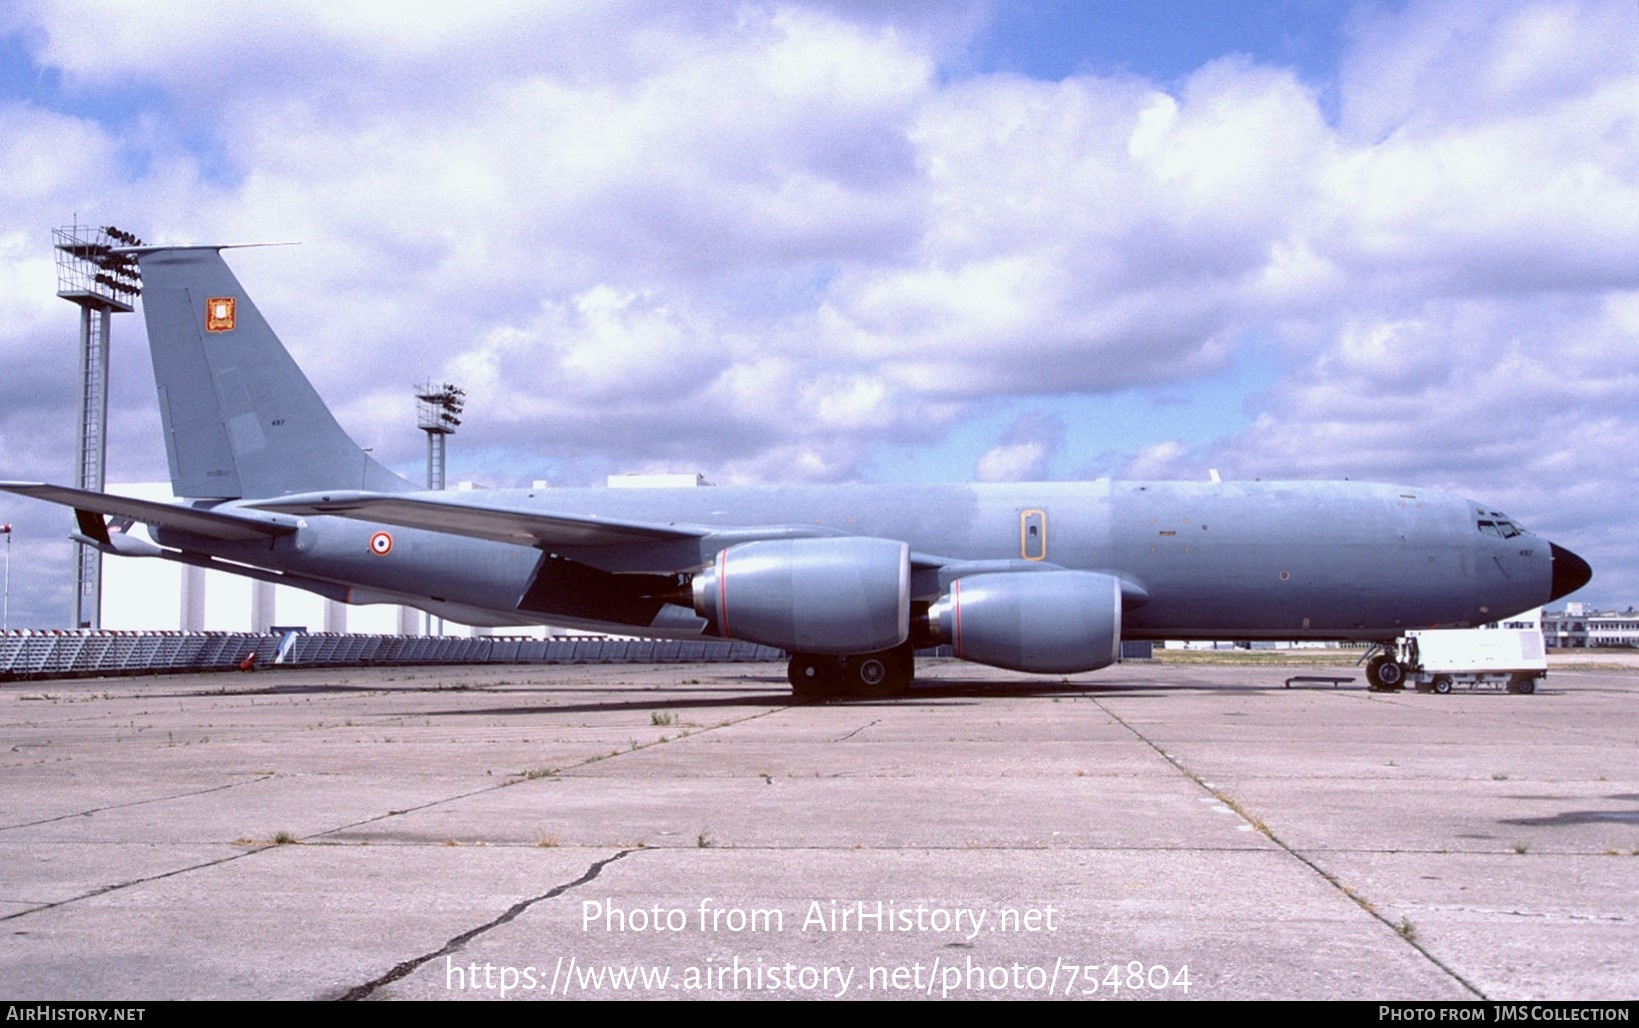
53 222 143 630
415 382 464 491
2 523 11 632
414 382 464 636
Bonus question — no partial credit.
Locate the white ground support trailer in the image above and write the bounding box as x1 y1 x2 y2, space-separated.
1391 628 1548 694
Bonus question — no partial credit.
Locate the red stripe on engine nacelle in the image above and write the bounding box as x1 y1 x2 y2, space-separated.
716 548 730 639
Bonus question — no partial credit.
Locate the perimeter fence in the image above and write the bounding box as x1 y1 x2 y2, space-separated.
0 630 782 681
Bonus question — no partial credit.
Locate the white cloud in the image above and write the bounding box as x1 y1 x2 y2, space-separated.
1338 0 1631 140
975 441 1046 482
1 0 1636 621
1122 293 1639 600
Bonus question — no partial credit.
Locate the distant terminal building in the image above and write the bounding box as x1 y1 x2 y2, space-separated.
1493 607 1542 632
1542 603 1639 649
607 472 714 488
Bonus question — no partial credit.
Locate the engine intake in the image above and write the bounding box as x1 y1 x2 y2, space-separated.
692 537 910 655
927 571 1122 673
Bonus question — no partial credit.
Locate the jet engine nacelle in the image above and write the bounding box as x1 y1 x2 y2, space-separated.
929 571 1122 674
692 537 910 655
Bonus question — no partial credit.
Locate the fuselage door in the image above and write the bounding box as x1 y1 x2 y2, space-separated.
1020 508 1047 561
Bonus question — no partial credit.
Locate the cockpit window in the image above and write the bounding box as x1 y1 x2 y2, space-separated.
1477 512 1527 538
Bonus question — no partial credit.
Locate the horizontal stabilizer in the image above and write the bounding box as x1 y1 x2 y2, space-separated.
0 482 297 542
71 530 166 557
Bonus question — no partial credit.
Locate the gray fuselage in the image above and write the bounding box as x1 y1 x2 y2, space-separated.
168 478 1549 642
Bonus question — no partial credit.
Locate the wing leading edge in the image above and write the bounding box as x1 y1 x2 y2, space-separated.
254 490 868 574
0 482 298 543
255 490 703 548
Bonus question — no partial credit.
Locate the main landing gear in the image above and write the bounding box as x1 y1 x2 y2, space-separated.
787 643 915 699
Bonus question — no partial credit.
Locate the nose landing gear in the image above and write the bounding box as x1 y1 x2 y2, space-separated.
1366 652 1407 692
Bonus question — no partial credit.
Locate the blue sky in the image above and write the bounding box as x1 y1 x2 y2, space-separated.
944 0 1358 490
973 0 1358 86
0 0 1634 627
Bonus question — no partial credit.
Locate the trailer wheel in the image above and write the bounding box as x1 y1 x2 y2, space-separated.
1431 675 1453 695
1506 674 1537 695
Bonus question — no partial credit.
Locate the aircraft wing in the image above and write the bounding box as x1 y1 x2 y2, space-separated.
255 491 874 574
0 482 296 543
256 491 707 547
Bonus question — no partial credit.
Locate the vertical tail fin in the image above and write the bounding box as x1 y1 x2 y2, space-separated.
133 247 411 499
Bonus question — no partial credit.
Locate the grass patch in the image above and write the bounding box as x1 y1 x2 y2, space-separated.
1549 661 1630 671
1152 648 1368 667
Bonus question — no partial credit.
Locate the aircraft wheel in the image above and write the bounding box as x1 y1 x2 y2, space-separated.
852 655 890 690
1367 655 1405 691
1366 655 1389 689
843 649 911 698
788 654 840 697
1431 675 1453 695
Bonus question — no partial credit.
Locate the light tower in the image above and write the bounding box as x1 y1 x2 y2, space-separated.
414 382 463 637
415 382 464 491
54 222 143 629
2 522 12 632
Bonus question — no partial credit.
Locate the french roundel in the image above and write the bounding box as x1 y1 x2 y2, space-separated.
369 531 394 556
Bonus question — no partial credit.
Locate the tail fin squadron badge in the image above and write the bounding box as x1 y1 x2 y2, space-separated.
206 297 236 332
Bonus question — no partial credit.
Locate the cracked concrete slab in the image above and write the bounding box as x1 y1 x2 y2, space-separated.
1 658 1633 1000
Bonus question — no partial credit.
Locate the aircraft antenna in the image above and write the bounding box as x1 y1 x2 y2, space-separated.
53 221 143 629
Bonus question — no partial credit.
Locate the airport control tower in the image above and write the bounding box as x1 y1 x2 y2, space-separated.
54 223 143 629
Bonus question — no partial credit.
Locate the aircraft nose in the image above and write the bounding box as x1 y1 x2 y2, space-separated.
1549 543 1592 602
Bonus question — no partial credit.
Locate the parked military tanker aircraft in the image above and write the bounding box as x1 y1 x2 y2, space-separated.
2 246 1592 696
